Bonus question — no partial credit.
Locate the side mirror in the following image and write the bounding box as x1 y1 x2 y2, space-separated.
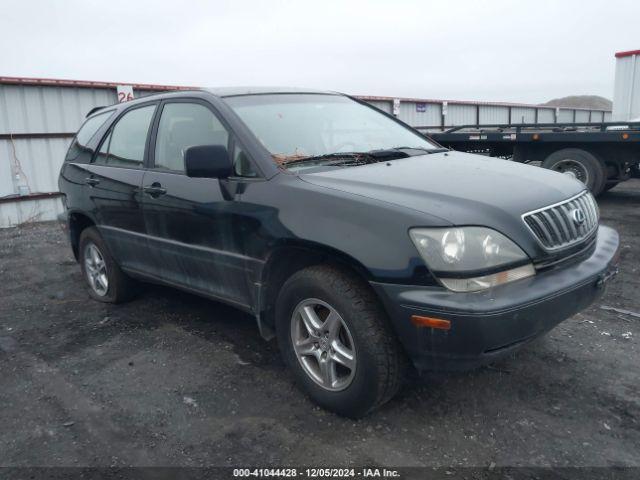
185 145 232 179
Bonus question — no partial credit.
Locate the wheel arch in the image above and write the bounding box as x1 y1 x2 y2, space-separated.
68 210 97 260
256 241 376 336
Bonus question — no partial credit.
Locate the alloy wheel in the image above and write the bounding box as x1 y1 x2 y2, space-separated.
290 298 357 391
84 242 109 296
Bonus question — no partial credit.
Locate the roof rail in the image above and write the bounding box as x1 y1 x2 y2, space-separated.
86 106 107 117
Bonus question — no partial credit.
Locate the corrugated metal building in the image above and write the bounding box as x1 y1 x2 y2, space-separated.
613 49 640 121
0 76 612 228
0 77 189 227
357 95 611 129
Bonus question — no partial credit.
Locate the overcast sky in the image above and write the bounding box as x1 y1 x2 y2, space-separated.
1 0 638 104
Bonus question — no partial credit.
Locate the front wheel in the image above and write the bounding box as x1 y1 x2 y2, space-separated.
275 265 406 418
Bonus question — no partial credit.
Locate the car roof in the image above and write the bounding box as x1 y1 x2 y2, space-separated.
205 86 340 97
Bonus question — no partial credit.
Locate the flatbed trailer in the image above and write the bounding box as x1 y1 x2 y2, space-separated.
426 121 640 195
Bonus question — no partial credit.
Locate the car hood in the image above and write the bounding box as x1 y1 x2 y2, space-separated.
299 151 586 253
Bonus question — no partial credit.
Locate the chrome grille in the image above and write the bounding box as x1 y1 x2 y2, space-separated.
522 191 599 251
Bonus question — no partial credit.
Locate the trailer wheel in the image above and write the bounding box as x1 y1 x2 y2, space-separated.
542 149 605 195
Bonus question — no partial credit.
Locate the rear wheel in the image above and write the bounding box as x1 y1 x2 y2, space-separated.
542 148 606 195
79 227 137 303
275 264 406 418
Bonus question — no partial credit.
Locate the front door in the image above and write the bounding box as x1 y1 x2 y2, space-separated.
140 100 253 309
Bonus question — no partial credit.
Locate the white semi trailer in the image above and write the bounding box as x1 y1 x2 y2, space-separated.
613 49 640 122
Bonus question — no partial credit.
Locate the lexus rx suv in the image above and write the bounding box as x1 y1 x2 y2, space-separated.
58 88 619 417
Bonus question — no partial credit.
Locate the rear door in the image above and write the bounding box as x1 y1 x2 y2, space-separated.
82 103 157 273
60 108 116 220
140 99 253 309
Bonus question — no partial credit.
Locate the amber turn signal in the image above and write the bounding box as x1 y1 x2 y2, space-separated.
410 315 451 330
622 133 630 140
532 133 540 140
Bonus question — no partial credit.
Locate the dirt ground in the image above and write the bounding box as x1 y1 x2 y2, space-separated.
0 180 639 471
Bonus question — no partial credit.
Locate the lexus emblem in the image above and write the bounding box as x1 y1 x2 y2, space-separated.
571 208 586 226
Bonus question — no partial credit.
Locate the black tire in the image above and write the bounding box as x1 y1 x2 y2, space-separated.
542 148 606 195
275 264 406 418
79 226 137 303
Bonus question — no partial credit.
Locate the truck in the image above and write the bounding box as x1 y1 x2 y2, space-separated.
428 49 640 196
427 120 640 195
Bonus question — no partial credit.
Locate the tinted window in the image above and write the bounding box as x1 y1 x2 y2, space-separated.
94 131 111 164
97 105 156 167
77 110 114 146
154 103 229 172
65 110 114 161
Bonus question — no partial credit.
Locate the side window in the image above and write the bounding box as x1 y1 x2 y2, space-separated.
77 110 114 146
65 110 114 161
233 144 258 178
94 131 111 164
154 103 229 172
95 105 156 167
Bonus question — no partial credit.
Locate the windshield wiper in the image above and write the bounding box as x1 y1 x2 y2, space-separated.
390 146 450 154
282 146 448 169
282 152 378 168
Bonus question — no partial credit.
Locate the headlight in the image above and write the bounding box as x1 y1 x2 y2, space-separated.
409 227 535 292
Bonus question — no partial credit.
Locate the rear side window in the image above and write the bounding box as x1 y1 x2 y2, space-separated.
94 131 111 164
154 103 229 172
65 110 114 161
95 105 156 167
76 110 114 146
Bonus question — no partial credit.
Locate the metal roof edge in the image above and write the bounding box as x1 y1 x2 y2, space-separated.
0 75 198 91
615 49 640 59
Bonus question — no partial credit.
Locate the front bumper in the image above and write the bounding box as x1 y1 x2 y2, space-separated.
371 225 620 371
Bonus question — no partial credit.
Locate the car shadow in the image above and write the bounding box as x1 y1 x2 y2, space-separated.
135 282 283 368
133 281 546 409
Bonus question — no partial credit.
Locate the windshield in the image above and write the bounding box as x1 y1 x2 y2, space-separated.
223 94 440 169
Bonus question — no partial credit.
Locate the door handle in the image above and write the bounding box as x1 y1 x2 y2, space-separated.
143 183 167 197
85 177 100 187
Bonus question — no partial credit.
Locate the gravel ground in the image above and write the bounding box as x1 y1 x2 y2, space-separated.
0 180 638 470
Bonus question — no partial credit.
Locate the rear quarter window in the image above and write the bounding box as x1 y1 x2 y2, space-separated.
65 110 115 162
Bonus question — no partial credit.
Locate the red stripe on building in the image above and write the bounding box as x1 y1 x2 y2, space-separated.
615 50 640 59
